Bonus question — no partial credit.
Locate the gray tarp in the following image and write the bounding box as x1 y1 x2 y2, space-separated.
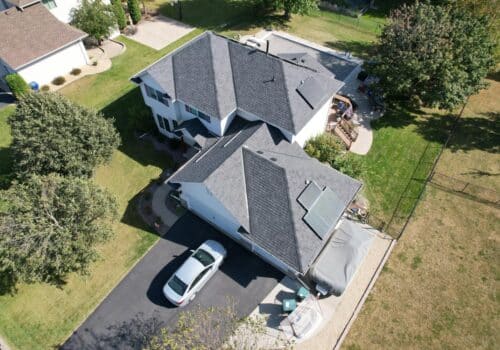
310 219 374 296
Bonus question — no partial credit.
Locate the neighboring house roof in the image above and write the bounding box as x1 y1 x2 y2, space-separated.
0 3 87 69
134 32 344 135
170 118 362 273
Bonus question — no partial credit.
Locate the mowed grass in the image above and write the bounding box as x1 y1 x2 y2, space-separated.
344 80 500 349
0 32 201 350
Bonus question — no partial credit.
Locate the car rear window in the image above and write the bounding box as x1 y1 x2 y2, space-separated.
168 275 187 296
193 248 215 266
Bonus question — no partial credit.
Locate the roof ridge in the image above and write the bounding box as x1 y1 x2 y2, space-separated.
207 33 222 118
210 31 320 74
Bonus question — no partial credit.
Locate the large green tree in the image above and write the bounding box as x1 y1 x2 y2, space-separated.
0 174 116 291
9 92 120 179
269 0 318 19
71 0 117 45
367 1 495 110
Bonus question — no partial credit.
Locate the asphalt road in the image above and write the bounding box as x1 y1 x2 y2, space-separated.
61 213 282 350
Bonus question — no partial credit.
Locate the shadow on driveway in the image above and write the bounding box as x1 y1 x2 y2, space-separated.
60 213 282 350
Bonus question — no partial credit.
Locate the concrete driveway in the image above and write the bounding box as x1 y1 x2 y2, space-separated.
126 16 195 50
61 213 282 350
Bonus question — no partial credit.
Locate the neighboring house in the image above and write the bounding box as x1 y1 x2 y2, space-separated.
0 0 117 87
131 32 365 289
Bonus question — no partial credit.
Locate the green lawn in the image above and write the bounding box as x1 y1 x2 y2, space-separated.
0 32 200 350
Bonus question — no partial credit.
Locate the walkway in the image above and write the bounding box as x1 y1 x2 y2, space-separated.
47 40 125 92
126 16 195 50
340 65 382 155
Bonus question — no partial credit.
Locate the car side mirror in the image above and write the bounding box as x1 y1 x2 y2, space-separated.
189 249 195 254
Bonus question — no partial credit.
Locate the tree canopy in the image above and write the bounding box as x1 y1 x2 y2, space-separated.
9 92 120 179
128 0 142 24
0 174 116 292
367 1 495 110
111 0 127 30
71 0 117 44
267 0 318 19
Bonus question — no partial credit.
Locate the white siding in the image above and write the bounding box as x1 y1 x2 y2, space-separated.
179 183 241 236
140 74 228 137
293 98 331 147
17 41 89 85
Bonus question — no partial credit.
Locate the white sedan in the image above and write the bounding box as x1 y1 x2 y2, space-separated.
163 240 227 307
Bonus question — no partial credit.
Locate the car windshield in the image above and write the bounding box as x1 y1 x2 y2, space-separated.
193 248 215 266
168 275 187 296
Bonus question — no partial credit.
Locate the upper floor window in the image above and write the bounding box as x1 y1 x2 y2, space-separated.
42 0 57 9
185 104 197 116
198 111 211 123
185 104 211 123
145 84 169 106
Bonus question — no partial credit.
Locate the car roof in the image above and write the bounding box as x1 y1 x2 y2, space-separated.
176 255 205 285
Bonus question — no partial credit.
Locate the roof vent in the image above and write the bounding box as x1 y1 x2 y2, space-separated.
270 157 277 162
257 150 264 154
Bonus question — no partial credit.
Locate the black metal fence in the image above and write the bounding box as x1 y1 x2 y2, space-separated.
429 172 500 206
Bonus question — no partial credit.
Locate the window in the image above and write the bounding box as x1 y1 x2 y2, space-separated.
145 84 169 106
42 0 57 9
188 267 210 292
156 114 171 132
145 85 157 99
185 104 198 116
198 111 211 123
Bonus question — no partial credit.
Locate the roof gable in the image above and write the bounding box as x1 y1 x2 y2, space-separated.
0 3 87 69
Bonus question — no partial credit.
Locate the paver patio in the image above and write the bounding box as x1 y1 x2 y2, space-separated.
126 16 195 50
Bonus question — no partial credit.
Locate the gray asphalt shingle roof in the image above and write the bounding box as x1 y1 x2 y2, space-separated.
170 118 362 273
135 31 344 135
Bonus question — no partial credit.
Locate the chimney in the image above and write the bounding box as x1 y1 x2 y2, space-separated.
266 40 269 55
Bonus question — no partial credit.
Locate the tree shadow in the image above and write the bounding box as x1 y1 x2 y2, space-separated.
158 0 288 32
416 112 499 153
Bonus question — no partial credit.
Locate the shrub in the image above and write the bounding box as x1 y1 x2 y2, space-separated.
70 68 82 76
5 73 29 98
111 0 127 30
52 76 66 85
305 133 363 179
127 0 141 24
40 85 50 92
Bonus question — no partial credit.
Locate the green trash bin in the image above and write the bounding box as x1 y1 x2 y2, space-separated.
296 286 310 301
282 298 297 313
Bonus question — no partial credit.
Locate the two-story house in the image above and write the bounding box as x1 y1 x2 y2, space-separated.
132 32 367 294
